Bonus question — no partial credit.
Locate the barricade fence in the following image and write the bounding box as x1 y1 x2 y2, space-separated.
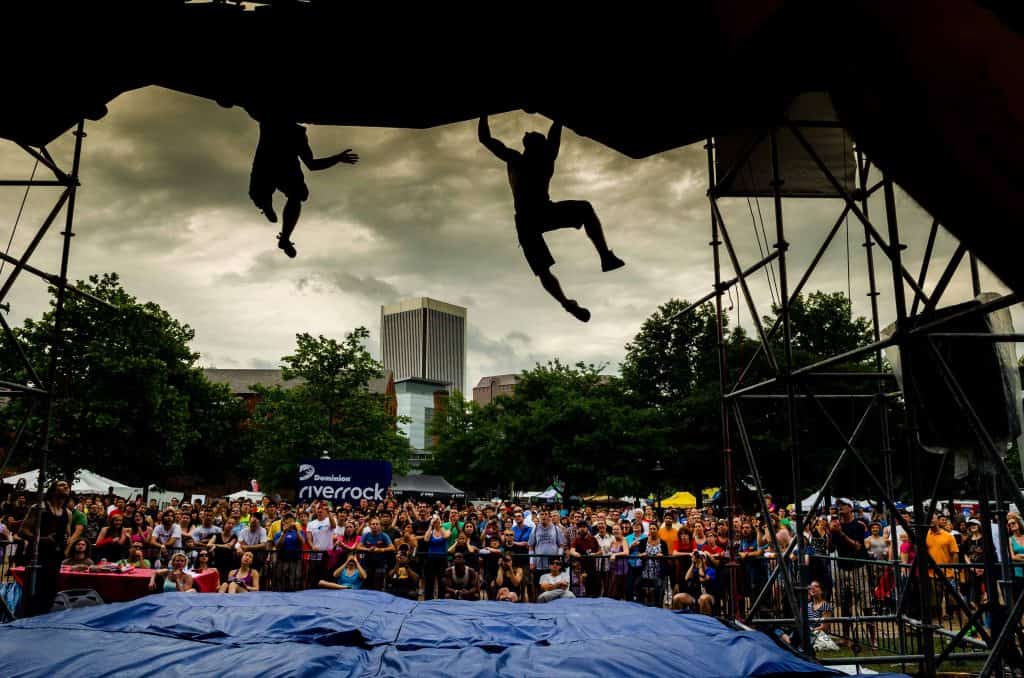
134 547 715 603
746 554 1011 662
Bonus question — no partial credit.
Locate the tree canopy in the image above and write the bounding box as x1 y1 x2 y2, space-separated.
247 328 410 493
428 291 884 504
0 273 246 487
426 361 670 498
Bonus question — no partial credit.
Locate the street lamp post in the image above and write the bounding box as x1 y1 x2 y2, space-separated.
653 460 664 521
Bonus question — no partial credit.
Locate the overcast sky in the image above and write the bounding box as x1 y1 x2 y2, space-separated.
0 87 1016 390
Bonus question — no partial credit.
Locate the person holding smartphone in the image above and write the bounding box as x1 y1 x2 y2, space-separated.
683 551 716 614
319 553 366 590
386 551 420 599
493 552 526 601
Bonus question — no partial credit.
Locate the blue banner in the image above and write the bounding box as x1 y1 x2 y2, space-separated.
297 459 392 502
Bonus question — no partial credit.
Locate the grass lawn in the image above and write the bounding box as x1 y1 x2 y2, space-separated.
816 644 987 676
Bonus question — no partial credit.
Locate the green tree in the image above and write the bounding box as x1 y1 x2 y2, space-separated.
423 391 506 494
427 361 671 498
766 291 874 368
0 273 246 486
620 292 880 504
248 329 410 492
620 299 762 494
620 299 720 407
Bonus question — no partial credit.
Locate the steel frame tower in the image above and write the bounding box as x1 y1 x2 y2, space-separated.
683 113 1024 675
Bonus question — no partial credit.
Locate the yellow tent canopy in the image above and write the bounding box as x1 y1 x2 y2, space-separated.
661 491 697 509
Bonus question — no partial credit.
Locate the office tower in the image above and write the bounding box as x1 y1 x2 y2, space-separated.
381 297 466 394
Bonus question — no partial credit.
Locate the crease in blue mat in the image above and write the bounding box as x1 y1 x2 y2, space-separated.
0 590 909 677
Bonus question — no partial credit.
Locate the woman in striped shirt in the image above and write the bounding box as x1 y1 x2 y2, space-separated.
807 580 834 634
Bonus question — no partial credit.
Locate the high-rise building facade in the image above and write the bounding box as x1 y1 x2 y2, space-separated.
472 374 520 407
381 297 466 395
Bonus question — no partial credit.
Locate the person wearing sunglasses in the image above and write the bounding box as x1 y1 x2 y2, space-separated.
192 549 216 574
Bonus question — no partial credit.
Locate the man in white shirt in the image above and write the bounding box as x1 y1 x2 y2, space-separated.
237 515 267 554
307 504 336 581
528 510 566 571
308 504 335 550
536 559 574 602
148 510 182 567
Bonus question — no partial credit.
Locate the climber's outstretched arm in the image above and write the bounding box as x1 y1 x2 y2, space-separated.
300 144 359 171
479 116 518 162
547 120 562 158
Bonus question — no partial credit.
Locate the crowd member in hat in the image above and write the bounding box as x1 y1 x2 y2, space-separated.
830 500 870 641
567 520 602 597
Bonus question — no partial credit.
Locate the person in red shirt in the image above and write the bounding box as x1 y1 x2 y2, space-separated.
675 527 695 555
568 521 602 597
673 526 695 592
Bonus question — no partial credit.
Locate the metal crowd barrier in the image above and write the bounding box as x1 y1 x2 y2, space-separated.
20 538 1013 658
180 547 710 603
745 553 1004 664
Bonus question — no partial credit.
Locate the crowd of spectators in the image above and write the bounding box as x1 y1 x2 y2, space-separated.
2 483 1023 642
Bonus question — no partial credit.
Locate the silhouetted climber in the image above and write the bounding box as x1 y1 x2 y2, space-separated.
249 117 359 258
479 115 624 322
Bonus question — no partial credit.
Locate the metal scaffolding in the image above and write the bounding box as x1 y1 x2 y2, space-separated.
0 121 89 616
682 113 1024 675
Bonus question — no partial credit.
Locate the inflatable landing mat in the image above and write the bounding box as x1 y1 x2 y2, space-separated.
0 590 909 677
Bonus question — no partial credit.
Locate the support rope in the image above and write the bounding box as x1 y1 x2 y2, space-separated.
1 158 39 278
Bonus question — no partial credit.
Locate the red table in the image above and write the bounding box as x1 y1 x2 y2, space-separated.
12 566 220 602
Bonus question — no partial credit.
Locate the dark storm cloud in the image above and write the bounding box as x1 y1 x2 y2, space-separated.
0 85 1014 390
298 272 402 301
465 325 548 385
76 90 257 250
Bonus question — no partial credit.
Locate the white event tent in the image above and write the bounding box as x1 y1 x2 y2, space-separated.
225 490 265 502
2 468 143 498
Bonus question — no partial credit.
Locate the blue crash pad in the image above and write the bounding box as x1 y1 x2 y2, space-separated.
0 590 908 677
